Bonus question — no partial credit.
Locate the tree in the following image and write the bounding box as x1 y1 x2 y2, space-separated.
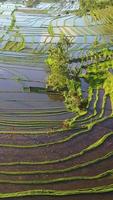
46 35 87 119
46 35 70 92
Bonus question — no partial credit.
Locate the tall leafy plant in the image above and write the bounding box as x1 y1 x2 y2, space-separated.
46 35 87 122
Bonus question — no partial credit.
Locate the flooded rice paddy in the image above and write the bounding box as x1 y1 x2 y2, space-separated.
0 0 112 199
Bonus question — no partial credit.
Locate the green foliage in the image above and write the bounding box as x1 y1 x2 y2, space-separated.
46 35 87 118
8 13 16 31
90 5 113 34
79 0 98 15
48 24 55 37
85 64 107 88
64 79 81 113
46 2 113 127
79 0 113 16
83 45 113 114
26 0 34 7
46 35 70 92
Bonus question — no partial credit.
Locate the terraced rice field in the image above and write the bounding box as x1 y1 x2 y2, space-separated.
0 1 113 200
